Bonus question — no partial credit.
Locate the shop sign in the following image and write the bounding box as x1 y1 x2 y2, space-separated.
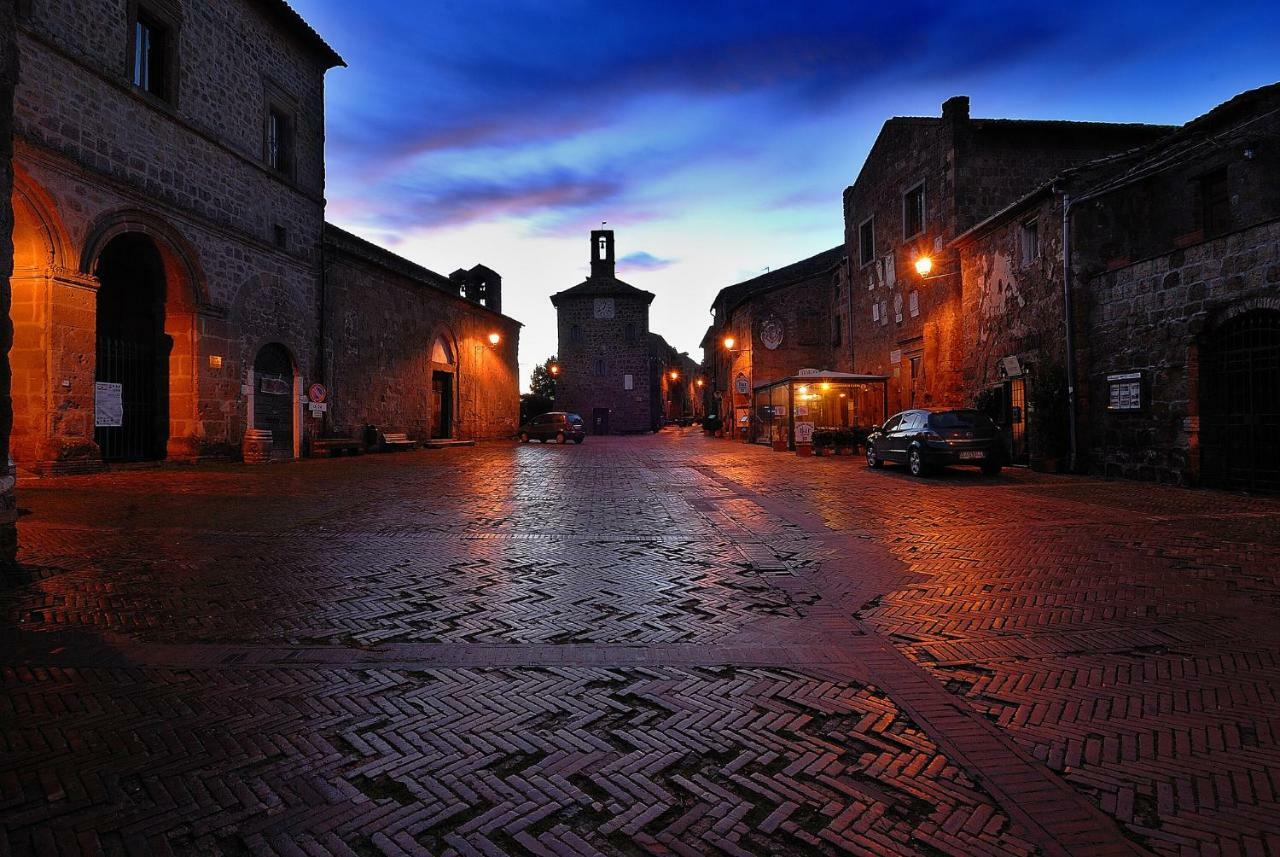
735 373 749 395
795 422 815 443
94 382 123 427
1107 372 1143 411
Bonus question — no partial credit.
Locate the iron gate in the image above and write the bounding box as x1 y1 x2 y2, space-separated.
1200 310 1280 492
95 335 163 461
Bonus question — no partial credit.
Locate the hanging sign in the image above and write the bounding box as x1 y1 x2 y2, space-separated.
735 373 750 395
307 383 328 403
94 382 123 427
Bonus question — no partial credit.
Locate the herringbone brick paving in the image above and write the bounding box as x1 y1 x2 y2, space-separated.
1 429 1277 856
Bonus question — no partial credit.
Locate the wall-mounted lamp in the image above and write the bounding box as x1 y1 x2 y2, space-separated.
914 255 933 277
723 336 736 350
549 363 560 376
488 332 501 346
669 370 679 381
696 378 705 388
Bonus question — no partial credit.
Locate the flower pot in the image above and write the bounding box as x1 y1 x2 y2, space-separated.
772 440 788 452
796 443 813 457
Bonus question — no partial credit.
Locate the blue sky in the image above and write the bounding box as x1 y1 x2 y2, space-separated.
292 0 1280 390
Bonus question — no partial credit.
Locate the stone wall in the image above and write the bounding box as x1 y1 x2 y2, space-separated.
8 0 336 471
1083 218 1280 484
323 228 521 442
555 295 654 433
1 0 18 559
958 193 1067 402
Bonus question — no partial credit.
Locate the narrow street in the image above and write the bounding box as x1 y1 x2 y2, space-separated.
2 430 1278 856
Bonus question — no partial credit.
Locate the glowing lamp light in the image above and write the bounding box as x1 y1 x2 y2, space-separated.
488 332 501 345
723 336 736 350
696 378 705 387
549 363 560 375
669 370 679 380
820 382 831 392
914 255 933 277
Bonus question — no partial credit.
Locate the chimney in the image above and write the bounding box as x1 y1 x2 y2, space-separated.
942 95 970 123
590 229 615 278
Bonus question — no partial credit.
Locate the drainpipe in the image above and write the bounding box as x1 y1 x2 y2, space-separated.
1061 191 1079 472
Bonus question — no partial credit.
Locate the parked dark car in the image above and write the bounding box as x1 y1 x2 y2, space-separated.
866 409 1003 476
518 411 585 444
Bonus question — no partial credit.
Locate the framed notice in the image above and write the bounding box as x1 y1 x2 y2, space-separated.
1107 372 1143 411
94 382 123 427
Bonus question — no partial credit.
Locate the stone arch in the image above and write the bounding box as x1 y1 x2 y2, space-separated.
246 340 302 460
1205 295 1280 332
9 168 93 470
82 210 208 462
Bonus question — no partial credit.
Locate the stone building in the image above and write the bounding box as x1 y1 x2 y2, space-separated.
551 230 659 433
841 96 1173 417
648 332 700 422
702 246 845 435
323 226 520 442
4 0 521 474
955 82 1280 488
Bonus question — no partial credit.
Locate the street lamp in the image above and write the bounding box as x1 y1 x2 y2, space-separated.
723 335 735 350
488 332 501 346
669 369 679 381
549 362 560 376
914 255 933 277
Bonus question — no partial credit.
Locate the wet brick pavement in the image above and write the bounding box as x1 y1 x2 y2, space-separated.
1 429 1278 856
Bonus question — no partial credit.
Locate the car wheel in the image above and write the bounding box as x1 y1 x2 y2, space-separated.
908 447 929 477
518 432 529 443
866 445 883 469
556 432 567 444
982 462 1002 476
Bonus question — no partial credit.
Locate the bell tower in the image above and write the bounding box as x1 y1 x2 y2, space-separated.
590 229 615 278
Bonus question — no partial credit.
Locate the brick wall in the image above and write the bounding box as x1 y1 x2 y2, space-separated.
323 228 521 442
555 295 654 433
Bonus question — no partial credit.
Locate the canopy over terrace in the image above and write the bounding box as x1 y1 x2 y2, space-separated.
752 371 890 450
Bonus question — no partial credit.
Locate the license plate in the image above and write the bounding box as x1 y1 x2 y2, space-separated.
959 451 985 460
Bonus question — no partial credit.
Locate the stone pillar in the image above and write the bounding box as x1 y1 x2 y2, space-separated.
0 0 18 564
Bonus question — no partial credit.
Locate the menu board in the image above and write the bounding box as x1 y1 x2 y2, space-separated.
1107 372 1142 411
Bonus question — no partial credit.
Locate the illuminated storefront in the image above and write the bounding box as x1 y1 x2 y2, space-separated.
752 371 889 450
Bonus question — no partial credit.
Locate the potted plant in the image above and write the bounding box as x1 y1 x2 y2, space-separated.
836 430 856 455
811 430 832 456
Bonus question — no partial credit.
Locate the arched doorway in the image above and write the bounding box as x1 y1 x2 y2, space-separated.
430 335 455 439
252 343 297 459
94 234 170 461
1200 309 1280 492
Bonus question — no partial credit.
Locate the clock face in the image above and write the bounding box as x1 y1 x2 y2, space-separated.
594 298 615 319
760 317 784 351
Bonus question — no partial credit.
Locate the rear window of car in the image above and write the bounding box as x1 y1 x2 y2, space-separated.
566 413 583 425
929 410 995 429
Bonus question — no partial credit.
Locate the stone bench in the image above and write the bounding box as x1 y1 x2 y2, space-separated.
311 437 362 457
381 432 417 452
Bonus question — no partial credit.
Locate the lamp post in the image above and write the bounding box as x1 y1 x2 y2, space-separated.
723 334 752 440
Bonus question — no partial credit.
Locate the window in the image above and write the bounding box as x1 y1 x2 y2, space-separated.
624 374 634 390
131 12 171 99
570 324 582 344
908 291 919 318
859 218 875 266
1200 168 1230 237
266 107 293 174
273 225 288 249
1019 219 1039 266
903 183 925 238
592 358 607 377
624 322 637 342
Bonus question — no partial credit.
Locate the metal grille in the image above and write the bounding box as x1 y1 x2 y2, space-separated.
1200 311 1280 492
95 335 161 462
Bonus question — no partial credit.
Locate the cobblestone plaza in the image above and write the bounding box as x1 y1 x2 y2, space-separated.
2 431 1278 856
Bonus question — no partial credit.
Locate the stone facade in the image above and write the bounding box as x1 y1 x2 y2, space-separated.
842 97 1172 416
954 82 1280 488
323 226 521 442
552 230 658 434
9 0 339 471
1 0 17 560
6 0 522 474
703 246 844 433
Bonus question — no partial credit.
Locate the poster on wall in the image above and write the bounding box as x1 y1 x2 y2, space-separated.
94 382 123 427
1107 372 1143 411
